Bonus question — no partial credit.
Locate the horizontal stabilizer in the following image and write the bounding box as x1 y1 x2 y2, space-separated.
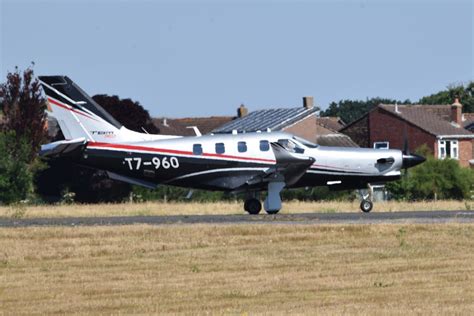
40 138 87 158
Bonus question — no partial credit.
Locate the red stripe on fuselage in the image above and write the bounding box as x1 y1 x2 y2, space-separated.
47 97 99 121
87 142 276 164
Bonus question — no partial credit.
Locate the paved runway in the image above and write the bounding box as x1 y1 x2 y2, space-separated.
0 210 473 227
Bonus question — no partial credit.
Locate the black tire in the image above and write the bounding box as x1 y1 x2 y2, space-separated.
360 200 373 213
244 198 262 215
266 210 280 215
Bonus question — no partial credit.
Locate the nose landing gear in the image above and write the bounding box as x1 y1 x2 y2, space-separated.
360 199 373 213
359 183 374 213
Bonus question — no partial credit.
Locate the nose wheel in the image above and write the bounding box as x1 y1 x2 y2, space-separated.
360 199 373 213
358 183 374 213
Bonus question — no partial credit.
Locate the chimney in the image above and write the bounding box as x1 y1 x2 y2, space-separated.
303 96 314 109
451 97 462 125
237 104 248 118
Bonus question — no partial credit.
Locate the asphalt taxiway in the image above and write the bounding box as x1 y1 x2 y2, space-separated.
0 210 473 227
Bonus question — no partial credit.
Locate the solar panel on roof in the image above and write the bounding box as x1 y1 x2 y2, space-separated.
213 107 316 133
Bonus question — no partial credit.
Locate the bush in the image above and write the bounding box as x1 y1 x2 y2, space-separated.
0 132 34 204
387 154 473 200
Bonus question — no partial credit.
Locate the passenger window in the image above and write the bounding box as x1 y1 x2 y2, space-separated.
237 141 247 153
193 144 203 155
260 140 270 151
215 143 225 154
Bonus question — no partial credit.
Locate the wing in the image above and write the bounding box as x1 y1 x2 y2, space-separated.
39 138 87 158
246 142 315 187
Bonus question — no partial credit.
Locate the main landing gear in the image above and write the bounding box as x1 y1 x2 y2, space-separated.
244 198 262 215
358 183 374 213
244 181 286 215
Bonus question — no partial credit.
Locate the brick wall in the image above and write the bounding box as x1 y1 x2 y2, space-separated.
283 114 317 143
369 107 436 154
458 139 473 167
340 115 369 147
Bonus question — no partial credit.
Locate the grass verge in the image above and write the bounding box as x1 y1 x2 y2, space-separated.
0 200 471 218
0 223 473 314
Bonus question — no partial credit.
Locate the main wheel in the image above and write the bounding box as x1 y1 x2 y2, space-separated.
360 200 373 213
244 198 262 215
266 210 280 215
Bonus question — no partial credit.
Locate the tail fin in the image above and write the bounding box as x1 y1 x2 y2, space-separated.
38 76 170 143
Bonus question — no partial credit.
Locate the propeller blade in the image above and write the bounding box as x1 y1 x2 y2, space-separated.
403 125 409 156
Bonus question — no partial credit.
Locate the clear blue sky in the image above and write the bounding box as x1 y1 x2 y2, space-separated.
1 0 473 118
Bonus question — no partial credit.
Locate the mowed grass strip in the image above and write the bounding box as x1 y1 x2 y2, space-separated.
0 200 471 218
0 224 473 314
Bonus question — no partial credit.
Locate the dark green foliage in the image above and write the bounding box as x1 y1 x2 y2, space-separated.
132 185 352 203
35 160 131 203
281 187 354 201
92 94 159 133
321 98 411 124
387 153 473 201
419 81 474 113
0 132 33 204
132 185 229 202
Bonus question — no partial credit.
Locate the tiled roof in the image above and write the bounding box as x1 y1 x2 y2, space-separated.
316 117 345 132
213 107 318 133
153 116 234 136
316 134 359 147
464 113 474 131
379 104 473 137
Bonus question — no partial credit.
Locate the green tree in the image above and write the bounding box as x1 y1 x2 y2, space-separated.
92 94 159 133
0 132 33 204
387 154 473 201
321 97 411 123
419 82 474 113
0 66 47 204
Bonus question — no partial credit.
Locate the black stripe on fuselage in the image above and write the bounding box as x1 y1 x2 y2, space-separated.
80 147 396 191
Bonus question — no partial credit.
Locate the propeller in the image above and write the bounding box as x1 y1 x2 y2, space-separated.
401 125 425 173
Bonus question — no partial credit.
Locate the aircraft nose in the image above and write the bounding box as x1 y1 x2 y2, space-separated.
402 153 426 169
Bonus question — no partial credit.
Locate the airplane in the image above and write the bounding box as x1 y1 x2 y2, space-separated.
38 76 425 214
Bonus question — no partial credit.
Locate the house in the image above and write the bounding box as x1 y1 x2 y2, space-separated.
341 99 474 167
464 113 474 132
212 97 319 142
153 116 234 136
153 98 359 147
315 117 358 147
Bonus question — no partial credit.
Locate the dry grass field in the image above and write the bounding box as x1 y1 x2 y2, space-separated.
0 223 473 314
0 200 471 218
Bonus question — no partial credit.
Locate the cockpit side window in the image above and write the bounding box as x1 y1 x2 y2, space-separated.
277 139 305 154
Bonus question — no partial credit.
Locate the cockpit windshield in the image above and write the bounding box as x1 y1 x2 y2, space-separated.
277 139 305 154
292 136 318 148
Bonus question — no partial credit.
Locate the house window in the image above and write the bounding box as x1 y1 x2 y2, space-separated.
237 141 247 153
193 144 203 155
259 140 270 151
438 140 458 159
215 143 225 154
373 141 389 149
